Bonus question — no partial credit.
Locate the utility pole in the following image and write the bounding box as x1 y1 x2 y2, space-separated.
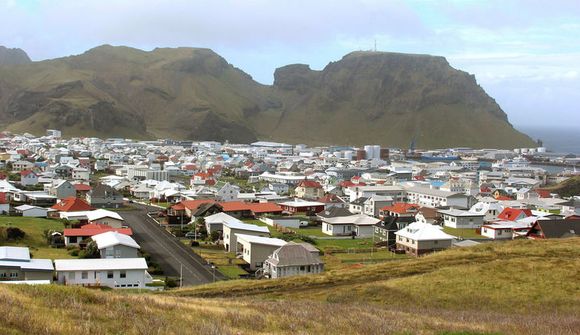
179 263 183 288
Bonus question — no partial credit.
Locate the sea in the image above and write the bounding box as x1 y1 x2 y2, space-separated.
517 126 580 155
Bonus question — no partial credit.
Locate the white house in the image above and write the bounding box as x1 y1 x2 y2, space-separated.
262 242 324 279
20 170 39 186
480 221 531 240
321 213 381 237
14 205 48 218
235 233 287 270
222 221 270 252
203 212 243 234
259 216 304 229
216 182 240 202
395 222 456 256
469 201 504 221
72 167 90 181
54 258 152 289
404 186 470 209
91 231 140 259
437 208 485 229
0 247 54 282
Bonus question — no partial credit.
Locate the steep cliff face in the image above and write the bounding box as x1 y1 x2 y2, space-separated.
0 46 534 148
0 46 31 66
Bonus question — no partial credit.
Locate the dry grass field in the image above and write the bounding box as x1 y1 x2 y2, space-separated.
0 238 578 334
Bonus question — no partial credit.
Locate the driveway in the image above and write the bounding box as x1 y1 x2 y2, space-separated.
121 203 224 286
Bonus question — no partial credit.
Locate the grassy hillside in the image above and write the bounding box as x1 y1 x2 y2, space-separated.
0 46 535 148
0 238 578 334
546 176 580 198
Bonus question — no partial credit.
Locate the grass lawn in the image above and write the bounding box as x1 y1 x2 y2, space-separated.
315 238 374 252
287 225 327 237
184 241 248 279
323 249 409 271
442 226 486 239
0 216 71 259
217 265 249 279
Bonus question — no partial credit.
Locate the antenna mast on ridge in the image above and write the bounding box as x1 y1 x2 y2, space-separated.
374 39 377 52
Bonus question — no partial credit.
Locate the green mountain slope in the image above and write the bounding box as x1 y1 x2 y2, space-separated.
0 239 578 335
0 45 535 148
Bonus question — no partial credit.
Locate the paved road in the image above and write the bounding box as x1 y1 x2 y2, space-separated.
121 203 224 286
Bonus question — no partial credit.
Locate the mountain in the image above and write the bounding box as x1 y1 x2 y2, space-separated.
0 45 535 148
0 46 31 65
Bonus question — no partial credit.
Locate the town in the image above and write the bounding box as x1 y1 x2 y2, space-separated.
0 129 578 289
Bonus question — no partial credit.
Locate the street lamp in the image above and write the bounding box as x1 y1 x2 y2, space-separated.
211 265 216 283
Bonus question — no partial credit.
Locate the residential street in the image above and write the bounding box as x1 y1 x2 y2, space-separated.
121 203 224 286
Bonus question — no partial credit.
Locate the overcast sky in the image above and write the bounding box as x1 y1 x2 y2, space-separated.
1 0 578 129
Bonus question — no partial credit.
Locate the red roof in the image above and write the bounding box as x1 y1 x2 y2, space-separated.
73 184 92 191
534 189 551 198
246 202 283 214
318 194 343 203
497 208 533 221
51 197 94 212
338 180 367 188
297 180 322 188
20 170 36 177
64 224 133 237
179 199 216 211
496 195 513 201
381 202 420 214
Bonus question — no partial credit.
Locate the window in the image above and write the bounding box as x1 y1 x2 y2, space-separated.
107 271 114 279
106 248 114 257
69 272 76 280
300 266 305 271
434 240 438 244
120 271 126 279
9 272 18 278
69 236 78 243
81 271 88 279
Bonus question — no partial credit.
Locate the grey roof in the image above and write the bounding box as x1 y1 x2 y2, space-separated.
531 220 580 238
317 207 353 219
266 242 322 267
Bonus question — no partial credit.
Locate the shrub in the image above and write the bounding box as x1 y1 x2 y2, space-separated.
1 227 26 240
191 240 200 247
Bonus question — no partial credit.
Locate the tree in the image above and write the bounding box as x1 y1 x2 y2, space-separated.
80 240 101 258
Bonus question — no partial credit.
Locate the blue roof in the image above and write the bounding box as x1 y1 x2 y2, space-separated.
430 180 445 188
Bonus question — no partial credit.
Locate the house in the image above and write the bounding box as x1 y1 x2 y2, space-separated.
63 224 133 247
92 231 140 259
222 221 270 252
268 183 289 194
14 204 48 218
19 170 38 186
526 219 580 239
481 222 530 240
73 183 92 198
259 216 304 229
294 180 324 200
72 167 90 181
379 203 421 229
12 160 34 172
395 222 455 256
0 192 10 214
0 247 54 282
317 193 347 209
414 207 440 225
404 186 470 208
374 216 399 246
190 172 216 186
469 201 504 221
438 209 485 229
216 182 240 202
86 209 125 228
278 199 325 214
235 233 287 270
49 197 94 218
349 197 367 214
54 258 152 289
262 242 324 279
48 180 76 199
497 208 533 221
362 195 393 218
321 213 381 237
87 184 124 208
203 212 243 234
347 185 405 203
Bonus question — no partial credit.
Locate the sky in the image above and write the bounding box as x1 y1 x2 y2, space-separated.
1 0 579 129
